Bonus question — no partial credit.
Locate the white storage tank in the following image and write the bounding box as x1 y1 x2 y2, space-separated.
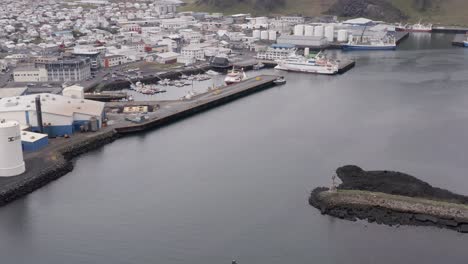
268 30 277 41
314 25 324 37
304 25 314 36
304 47 310 57
0 120 25 177
325 25 334 42
260 30 269 40
294 24 304 36
337 29 348 42
252 30 261 39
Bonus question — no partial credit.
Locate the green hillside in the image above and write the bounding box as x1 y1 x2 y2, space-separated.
180 0 468 25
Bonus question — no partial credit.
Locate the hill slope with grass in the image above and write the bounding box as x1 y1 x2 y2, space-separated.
181 0 468 25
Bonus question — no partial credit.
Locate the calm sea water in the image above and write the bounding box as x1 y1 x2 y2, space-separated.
1 33 468 264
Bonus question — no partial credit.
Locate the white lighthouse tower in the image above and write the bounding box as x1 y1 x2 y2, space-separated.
0 120 25 177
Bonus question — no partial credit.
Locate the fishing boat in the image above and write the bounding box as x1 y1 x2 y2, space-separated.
224 67 247 85
274 52 339 75
396 20 432 33
343 35 396 50
274 76 286 85
253 62 265 70
343 24 396 51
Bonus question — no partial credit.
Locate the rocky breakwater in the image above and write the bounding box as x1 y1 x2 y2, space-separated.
309 165 468 233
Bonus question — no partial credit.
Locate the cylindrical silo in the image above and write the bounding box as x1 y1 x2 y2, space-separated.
304 25 314 36
268 30 277 41
260 30 268 40
0 120 25 177
337 29 348 42
294 24 304 36
253 30 261 39
304 47 310 57
325 25 334 42
314 25 324 37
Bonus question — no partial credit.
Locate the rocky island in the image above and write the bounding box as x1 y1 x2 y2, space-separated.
309 165 468 233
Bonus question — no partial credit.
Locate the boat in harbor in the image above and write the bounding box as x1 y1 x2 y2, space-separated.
253 62 265 70
224 67 247 85
274 52 339 75
396 21 432 33
274 76 286 85
343 35 396 50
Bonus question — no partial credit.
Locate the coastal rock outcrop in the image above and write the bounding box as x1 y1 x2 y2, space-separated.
309 166 468 233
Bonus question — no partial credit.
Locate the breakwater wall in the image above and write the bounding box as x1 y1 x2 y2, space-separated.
309 188 468 233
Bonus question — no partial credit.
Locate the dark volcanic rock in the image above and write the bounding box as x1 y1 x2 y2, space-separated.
327 0 408 22
336 165 468 204
309 165 468 233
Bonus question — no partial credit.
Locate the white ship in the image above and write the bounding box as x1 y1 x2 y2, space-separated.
343 35 396 50
224 67 247 85
396 20 432 33
274 52 339 75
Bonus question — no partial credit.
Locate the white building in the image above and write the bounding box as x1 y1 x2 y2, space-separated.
280 16 305 24
181 43 211 61
276 35 328 48
256 44 296 60
0 94 105 137
103 55 127 67
13 67 48 82
155 51 180 64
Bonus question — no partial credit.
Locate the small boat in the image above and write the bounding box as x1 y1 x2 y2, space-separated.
206 70 220 76
253 62 265 70
174 81 185 87
159 78 171 86
224 67 247 85
274 76 286 85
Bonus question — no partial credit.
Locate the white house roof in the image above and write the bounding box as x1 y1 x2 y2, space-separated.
343 18 373 25
0 93 105 117
157 52 180 59
0 88 27 98
21 130 48 143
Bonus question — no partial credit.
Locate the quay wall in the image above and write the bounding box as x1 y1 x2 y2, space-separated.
0 77 276 206
116 79 276 134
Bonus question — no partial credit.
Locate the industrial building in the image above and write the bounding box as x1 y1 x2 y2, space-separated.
0 120 25 177
21 131 48 152
13 67 48 82
0 92 105 137
276 35 328 48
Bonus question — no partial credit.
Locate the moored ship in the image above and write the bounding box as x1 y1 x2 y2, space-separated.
396 21 432 33
224 67 247 85
274 52 339 75
343 35 396 50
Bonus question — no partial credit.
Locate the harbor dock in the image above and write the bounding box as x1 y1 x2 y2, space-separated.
452 34 466 47
0 75 279 205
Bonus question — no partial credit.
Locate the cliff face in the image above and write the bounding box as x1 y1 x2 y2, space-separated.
195 0 286 11
189 0 468 24
326 0 408 21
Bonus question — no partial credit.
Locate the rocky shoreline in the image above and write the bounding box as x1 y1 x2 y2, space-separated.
0 130 120 206
309 166 468 233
